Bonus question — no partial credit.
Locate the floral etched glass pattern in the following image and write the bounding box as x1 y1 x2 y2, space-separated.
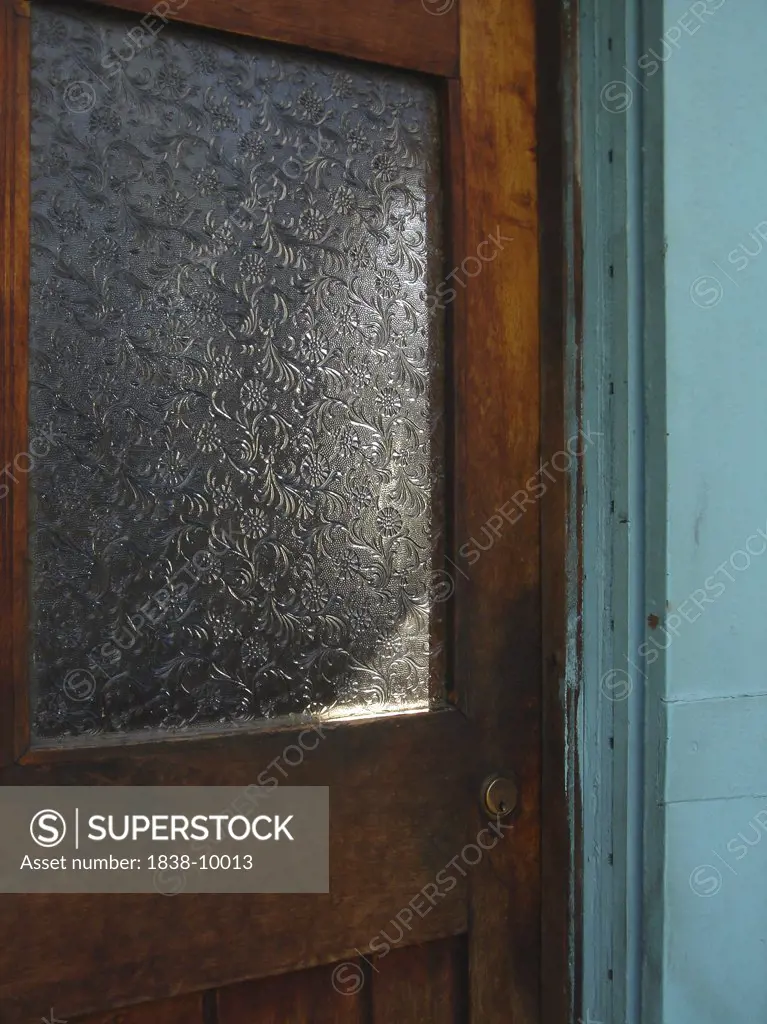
28 2 445 739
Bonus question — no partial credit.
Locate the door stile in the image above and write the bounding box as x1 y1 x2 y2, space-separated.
0 0 31 767
456 0 542 1020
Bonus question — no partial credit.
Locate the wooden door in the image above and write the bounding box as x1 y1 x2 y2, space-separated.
0 0 560 1021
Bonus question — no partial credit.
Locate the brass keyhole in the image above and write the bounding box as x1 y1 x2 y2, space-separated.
482 774 518 819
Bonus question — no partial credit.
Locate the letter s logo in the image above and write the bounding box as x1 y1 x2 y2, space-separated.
30 809 67 848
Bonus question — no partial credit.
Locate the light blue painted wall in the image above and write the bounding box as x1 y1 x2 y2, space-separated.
661 0 767 1020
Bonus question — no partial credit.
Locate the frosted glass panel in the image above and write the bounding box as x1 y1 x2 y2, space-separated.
28 2 445 739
